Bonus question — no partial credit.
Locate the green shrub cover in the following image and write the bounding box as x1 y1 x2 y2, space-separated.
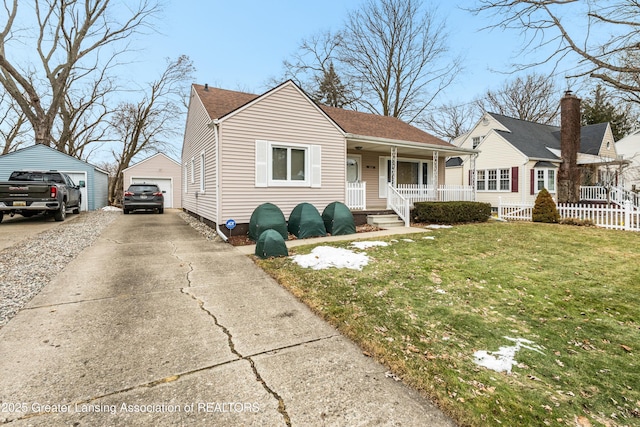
288 202 327 238
322 201 356 235
412 201 491 224
249 203 288 241
532 188 560 223
255 229 288 259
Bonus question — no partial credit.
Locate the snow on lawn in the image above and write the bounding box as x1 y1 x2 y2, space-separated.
426 224 452 229
473 337 545 374
102 206 122 212
291 246 370 270
351 241 389 250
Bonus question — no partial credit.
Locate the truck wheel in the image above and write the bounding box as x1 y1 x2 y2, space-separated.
73 198 81 214
0 212 3 223
54 201 66 221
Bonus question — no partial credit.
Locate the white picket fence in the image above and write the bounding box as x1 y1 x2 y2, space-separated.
498 199 640 232
346 181 366 210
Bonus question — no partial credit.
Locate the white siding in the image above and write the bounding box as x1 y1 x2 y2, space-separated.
219 84 345 223
182 87 217 221
462 133 528 206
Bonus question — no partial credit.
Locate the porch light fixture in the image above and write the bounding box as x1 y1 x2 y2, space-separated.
355 146 363 150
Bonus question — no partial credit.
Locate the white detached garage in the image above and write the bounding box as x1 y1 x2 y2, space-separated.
122 153 182 208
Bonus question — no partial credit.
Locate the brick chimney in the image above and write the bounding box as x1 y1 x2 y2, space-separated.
557 90 581 203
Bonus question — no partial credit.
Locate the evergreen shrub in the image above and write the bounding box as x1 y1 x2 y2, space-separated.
532 188 560 223
412 201 491 224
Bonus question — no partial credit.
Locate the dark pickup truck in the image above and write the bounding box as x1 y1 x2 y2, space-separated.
0 171 82 223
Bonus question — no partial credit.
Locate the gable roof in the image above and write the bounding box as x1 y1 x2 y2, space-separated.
488 113 610 160
122 152 181 173
0 144 108 174
193 82 456 149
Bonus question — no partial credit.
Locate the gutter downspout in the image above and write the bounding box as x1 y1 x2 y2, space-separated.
211 119 228 242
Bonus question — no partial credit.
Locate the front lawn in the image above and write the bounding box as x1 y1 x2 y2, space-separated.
256 222 640 426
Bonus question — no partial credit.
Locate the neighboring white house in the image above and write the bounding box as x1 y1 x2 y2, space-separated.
122 153 182 208
181 80 476 236
446 111 618 207
616 129 640 191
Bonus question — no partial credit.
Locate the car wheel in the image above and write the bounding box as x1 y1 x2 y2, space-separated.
73 198 81 214
54 201 66 221
158 208 164 214
123 209 129 215
0 212 3 223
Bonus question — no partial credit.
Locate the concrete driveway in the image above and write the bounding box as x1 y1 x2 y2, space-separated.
0 211 455 426
0 212 81 251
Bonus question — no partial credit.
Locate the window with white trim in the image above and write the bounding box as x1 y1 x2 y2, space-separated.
476 168 511 191
472 136 481 149
255 140 321 188
535 168 556 193
190 158 195 184
199 151 205 192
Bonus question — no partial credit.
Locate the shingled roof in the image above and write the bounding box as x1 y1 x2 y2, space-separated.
193 83 455 149
488 113 609 160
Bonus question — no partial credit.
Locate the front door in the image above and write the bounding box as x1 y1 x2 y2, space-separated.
347 155 361 183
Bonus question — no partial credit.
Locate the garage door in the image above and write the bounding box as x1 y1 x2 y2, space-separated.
131 178 172 208
62 171 89 212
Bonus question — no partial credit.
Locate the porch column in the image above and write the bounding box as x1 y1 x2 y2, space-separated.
432 150 439 200
471 154 477 201
390 146 397 188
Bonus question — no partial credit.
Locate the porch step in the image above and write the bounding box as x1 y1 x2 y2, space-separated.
367 214 405 228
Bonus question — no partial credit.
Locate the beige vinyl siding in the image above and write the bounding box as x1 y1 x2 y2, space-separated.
598 124 617 159
123 154 182 208
219 84 345 223
464 133 528 206
182 87 217 222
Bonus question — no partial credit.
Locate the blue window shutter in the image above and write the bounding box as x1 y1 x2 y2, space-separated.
255 140 268 187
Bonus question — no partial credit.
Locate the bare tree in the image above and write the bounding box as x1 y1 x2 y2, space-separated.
472 1 640 104
0 0 158 150
419 101 479 142
0 87 29 153
475 73 561 124
107 55 195 205
340 0 461 122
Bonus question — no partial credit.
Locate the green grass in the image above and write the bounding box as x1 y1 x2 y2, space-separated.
256 222 640 427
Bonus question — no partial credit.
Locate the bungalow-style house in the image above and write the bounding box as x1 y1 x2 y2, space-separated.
446 93 620 207
181 80 476 236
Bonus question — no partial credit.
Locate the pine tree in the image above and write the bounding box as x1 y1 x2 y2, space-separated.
581 85 634 141
314 62 349 108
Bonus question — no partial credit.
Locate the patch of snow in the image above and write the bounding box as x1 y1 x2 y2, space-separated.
291 246 369 270
435 289 446 294
473 337 544 374
426 224 452 229
401 239 414 242
351 241 389 250
422 236 435 240
101 206 122 212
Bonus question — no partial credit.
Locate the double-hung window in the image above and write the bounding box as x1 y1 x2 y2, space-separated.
534 168 556 193
255 140 320 188
476 168 511 192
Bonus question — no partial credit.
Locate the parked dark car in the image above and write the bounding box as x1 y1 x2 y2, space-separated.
123 183 164 214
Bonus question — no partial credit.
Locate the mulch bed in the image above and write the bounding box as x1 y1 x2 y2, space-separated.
228 223 381 246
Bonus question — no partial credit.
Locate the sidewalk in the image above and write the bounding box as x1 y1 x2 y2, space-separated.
0 212 453 426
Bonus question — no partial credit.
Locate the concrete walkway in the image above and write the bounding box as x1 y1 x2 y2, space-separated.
0 211 454 426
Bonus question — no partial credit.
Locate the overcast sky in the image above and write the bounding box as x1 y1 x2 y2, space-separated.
128 0 575 104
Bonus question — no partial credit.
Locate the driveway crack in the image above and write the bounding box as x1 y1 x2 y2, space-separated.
180 288 291 426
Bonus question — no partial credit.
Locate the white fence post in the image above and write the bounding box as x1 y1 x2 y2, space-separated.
625 200 631 231
498 197 502 220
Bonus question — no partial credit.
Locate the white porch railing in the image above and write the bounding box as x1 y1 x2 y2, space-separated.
387 183 411 227
396 184 436 204
498 199 640 232
346 181 366 210
580 185 640 209
438 185 475 201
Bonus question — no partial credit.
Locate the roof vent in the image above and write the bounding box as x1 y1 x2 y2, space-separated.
204 83 208 91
